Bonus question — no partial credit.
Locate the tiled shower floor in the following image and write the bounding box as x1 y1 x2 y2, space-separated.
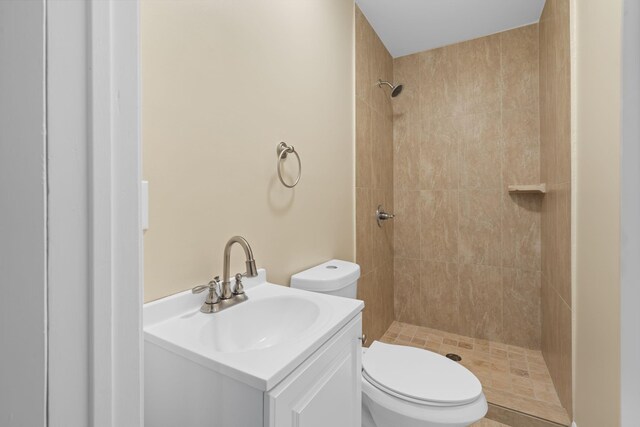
380 322 571 426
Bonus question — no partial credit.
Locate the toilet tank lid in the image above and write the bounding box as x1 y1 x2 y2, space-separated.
290 259 360 292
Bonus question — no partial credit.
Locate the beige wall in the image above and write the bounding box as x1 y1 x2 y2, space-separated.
574 0 622 425
391 25 542 349
539 0 573 417
355 7 395 342
142 0 355 302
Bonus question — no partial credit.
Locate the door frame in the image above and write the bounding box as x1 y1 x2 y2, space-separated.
620 0 640 424
47 0 142 425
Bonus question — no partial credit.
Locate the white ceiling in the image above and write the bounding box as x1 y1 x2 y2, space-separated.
356 0 546 58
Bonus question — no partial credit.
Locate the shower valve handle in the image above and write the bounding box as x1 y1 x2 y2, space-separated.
376 205 395 227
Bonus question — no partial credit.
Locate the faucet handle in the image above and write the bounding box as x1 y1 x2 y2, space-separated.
233 273 245 295
192 277 216 293
192 284 210 294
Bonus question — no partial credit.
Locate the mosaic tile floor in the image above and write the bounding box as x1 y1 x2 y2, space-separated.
471 419 509 427
380 322 571 426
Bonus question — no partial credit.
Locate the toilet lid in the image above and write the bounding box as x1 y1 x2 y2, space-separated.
362 341 482 405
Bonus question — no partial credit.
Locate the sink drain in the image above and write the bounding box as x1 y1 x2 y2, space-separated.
446 353 462 362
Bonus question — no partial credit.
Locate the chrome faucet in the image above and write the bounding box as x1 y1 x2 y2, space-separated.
192 235 258 313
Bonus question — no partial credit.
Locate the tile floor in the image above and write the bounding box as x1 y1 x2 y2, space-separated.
471 419 509 427
379 322 571 426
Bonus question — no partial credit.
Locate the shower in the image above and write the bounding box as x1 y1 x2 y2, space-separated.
377 79 403 97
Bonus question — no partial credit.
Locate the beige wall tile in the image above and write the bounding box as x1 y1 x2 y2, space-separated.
458 34 501 115
501 24 539 111
541 270 572 414
553 0 571 182
360 258 395 344
356 187 373 275
502 107 540 146
420 190 459 263
541 273 572 417
540 276 557 376
394 257 421 325
502 138 540 188
555 72 571 185
541 186 557 286
393 108 420 190
539 22 556 186
459 263 504 341
419 46 459 119
502 108 540 187
382 261 396 329
372 187 394 265
372 110 393 190
370 33 393 120
557 296 572 418
556 183 571 306
421 116 460 190
372 260 394 340
503 269 541 349
421 261 460 333
459 190 502 266
393 54 421 191
393 53 420 119
540 29 559 182
357 271 374 343
502 193 541 271
356 99 372 188
394 190 421 259
460 112 502 190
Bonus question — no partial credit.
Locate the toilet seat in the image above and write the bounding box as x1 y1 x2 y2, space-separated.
361 373 488 427
362 341 483 407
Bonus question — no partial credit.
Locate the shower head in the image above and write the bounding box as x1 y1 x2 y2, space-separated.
377 79 404 98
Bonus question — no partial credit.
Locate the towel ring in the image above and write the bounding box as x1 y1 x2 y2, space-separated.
276 142 301 188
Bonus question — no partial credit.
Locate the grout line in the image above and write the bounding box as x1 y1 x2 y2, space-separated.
498 30 507 344
455 42 463 337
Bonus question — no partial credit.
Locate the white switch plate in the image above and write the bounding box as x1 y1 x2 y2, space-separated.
141 180 149 231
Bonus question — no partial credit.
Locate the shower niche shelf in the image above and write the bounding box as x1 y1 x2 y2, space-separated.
508 184 547 194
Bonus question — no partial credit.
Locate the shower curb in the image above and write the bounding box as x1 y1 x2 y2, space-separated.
487 403 569 427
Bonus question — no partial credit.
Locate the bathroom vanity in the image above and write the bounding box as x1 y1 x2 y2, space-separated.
144 270 364 427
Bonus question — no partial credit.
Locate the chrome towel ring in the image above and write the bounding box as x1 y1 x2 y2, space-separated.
276 141 301 188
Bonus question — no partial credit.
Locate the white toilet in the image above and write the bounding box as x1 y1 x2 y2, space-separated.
291 260 488 427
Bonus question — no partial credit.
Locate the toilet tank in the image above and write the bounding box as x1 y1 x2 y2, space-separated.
290 259 360 299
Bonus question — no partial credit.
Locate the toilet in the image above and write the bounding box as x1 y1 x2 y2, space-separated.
291 260 488 427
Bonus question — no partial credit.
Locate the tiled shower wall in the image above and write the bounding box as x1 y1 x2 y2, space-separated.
392 25 542 349
355 7 395 342
539 0 572 417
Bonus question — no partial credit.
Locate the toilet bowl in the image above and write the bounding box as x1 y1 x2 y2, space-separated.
361 342 487 427
291 260 488 427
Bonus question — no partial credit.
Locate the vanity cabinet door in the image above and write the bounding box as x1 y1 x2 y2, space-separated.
265 315 362 427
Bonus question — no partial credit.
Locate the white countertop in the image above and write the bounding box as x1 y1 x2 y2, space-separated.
144 269 364 391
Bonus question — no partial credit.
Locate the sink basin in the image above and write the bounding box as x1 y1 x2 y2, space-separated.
198 296 321 352
144 269 362 390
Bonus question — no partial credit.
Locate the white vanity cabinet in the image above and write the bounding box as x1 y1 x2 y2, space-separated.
144 276 364 427
265 316 362 427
